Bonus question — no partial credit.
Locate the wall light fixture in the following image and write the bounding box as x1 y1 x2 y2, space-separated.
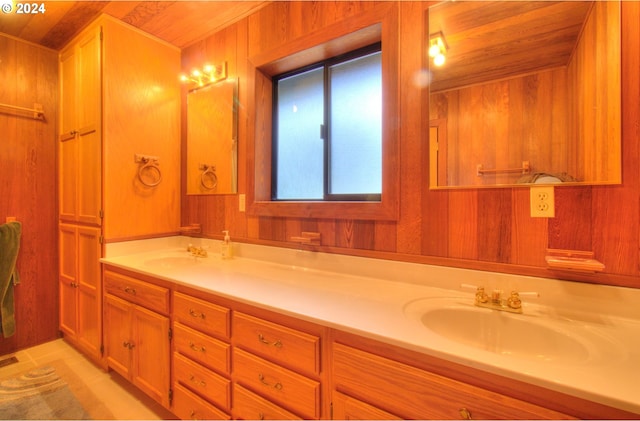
180 62 227 90
429 32 448 67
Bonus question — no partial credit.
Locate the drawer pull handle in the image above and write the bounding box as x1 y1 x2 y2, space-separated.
189 341 206 353
258 373 283 390
122 341 135 349
189 308 206 319
124 286 136 295
189 374 206 387
460 408 472 420
258 334 283 348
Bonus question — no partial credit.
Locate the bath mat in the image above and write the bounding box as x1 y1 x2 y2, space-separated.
0 360 113 420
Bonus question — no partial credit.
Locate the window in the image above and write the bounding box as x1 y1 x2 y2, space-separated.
272 44 382 201
247 3 400 221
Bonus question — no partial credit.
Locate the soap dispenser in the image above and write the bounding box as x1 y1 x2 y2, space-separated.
221 230 233 260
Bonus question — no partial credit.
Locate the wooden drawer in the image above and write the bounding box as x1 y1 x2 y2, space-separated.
233 312 321 375
104 270 169 314
332 391 401 420
173 352 231 411
172 382 229 420
173 322 230 374
333 343 572 420
233 384 299 420
233 348 320 419
174 292 230 339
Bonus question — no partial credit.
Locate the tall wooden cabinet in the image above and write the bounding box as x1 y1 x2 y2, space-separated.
57 15 180 364
58 25 103 362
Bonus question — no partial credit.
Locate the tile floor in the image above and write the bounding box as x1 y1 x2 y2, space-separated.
0 338 176 420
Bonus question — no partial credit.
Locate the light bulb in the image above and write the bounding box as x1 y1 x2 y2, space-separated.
429 44 441 58
434 53 446 67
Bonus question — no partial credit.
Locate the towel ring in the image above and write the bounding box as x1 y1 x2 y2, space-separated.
138 157 162 187
199 164 218 191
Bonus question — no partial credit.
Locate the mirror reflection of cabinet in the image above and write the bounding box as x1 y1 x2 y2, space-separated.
186 78 238 195
428 1 621 188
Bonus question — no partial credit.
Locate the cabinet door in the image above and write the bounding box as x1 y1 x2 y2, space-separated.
76 226 102 358
104 293 133 379
59 45 77 142
59 26 102 225
58 136 78 222
59 224 77 337
132 305 170 407
76 27 102 226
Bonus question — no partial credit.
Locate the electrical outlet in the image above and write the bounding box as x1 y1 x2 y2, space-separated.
530 186 555 218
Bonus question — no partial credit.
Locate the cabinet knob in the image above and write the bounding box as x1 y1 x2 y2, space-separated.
459 408 472 420
124 286 136 295
189 308 206 319
189 341 206 353
189 374 206 387
258 333 283 348
258 373 283 390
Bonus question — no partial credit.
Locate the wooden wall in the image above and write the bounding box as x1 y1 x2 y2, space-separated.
181 1 640 289
102 17 182 241
0 34 59 354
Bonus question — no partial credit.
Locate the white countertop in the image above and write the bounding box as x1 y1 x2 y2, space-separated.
101 236 640 414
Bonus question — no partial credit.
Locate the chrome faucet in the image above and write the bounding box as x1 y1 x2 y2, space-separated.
462 284 538 314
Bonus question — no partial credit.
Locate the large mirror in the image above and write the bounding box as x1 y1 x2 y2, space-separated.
428 1 621 188
186 78 238 194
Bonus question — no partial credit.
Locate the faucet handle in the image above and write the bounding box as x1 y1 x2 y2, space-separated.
460 284 490 304
507 291 539 310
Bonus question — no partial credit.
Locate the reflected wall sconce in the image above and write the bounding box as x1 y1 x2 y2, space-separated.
180 62 227 90
429 32 448 67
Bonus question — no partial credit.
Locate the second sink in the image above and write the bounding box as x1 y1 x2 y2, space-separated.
403 297 600 364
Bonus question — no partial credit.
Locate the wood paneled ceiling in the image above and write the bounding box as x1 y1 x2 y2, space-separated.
0 1 268 50
429 1 594 92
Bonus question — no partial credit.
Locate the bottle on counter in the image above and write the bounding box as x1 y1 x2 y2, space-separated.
221 230 233 260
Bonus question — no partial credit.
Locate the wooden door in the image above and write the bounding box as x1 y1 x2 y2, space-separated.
59 44 78 222
76 26 102 226
58 224 78 337
132 305 170 407
58 26 102 225
104 293 132 379
76 226 102 359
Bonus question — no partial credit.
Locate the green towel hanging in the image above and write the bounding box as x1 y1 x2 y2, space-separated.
0 221 21 338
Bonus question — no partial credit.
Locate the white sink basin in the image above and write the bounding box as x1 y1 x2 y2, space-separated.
403 297 602 364
144 255 201 268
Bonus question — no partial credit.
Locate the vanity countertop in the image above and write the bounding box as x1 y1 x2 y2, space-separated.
101 236 640 414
